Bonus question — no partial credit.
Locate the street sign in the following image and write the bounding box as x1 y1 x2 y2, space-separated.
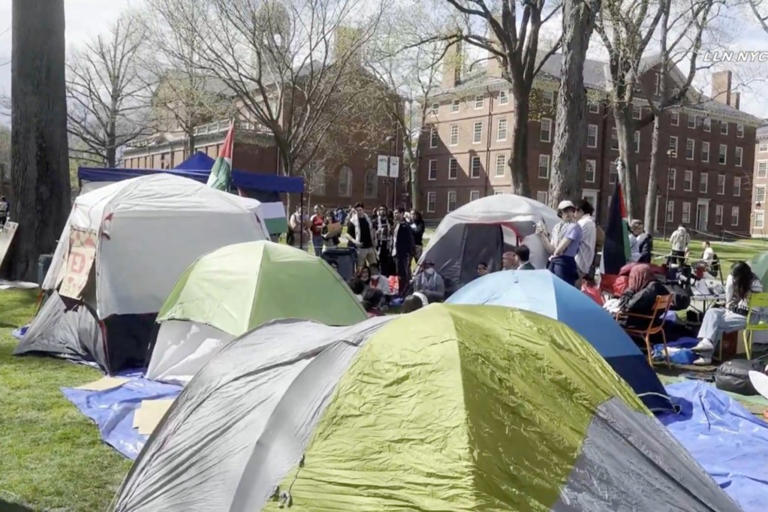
377 155 389 177
389 156 399 178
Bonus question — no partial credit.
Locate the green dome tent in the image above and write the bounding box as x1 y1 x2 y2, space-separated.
145 241 365 383
114 305 737 511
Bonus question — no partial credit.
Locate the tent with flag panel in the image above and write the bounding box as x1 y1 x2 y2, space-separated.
112 304 737 512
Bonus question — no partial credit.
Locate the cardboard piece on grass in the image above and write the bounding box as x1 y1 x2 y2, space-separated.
75 375 130 391
0 221 18 269
133 399 175 435
59 227 97 299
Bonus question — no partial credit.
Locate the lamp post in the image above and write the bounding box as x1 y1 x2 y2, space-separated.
385 134 397 211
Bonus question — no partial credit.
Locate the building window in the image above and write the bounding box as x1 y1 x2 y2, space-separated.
759 160 768 178
634 131 641 153
470 156 482 178
736 146 743 167
495 154 506 177
587 124 598 148
756 211 765 229
737 123 744 138
426 191 436 213
735 176 742 197
719 144 727 165
536 191 548 204
715 204 723 225
448 158 458 180
338 165 352 197
538 154 550 179
688 114 696 129
668 168 676 190
497 118 508 141
702 141 710 163
666 200 675 223
760 140 768 152
540 118 552 142
609 162 618 184
757 185 766 204
473 121 483 144
670 112 679 126
588 102 599 114
683 170 693 191
682 202 691 224
474 95 484 109
447 191 457 212
611 128 619 150
449 124 459 146
429 126 438 148
686 138 695 160
364 169 378 198
700 172 708 193
430 103 439 115
721 120 729 135
451 99 460 113
499 90 509 105
428 159 438 181
669 136 678 157
717 174 726 195
633 106 642 120
732 206 740 226
585 159 596 183
703 116 711 132
542 90 554 107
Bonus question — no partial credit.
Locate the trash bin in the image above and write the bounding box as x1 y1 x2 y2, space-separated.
37 253 53 285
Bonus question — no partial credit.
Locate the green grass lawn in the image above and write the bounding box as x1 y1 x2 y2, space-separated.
652 237 768 276
0 289 131 512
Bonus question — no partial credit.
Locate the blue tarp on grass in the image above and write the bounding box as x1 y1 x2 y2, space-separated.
61 371 182 459
662 380 768 512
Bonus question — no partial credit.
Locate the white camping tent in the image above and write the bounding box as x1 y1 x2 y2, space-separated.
16 174 269 373
418 194 559 291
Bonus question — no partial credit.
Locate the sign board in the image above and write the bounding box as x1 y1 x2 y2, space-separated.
377 155 389 177
59 227 98 300
0 221 19 270
389 156 400 178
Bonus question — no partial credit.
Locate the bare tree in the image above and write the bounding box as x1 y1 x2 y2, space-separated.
549 0 600 206
436 0 563 196
148 0 383 207
11 0 71 280
594 0 665 218
67 14 152 167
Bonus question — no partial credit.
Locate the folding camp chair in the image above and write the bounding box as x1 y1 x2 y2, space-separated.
743 292 768 360
616 294 673 368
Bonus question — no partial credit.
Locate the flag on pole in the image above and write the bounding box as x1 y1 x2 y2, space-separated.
207 122 234 190
602 180 631 275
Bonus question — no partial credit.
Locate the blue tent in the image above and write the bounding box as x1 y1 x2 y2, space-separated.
448 270 674 413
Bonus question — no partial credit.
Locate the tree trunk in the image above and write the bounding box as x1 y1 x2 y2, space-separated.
550 0 599 206
510 94 531 197
614 106 638 219
10 0 71 281
644 113 662 234
187 132 196 156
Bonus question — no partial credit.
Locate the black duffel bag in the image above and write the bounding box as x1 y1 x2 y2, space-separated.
715 359 765 396
664 281 691 311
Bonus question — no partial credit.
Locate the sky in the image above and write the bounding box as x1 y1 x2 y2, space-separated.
1 0 768 126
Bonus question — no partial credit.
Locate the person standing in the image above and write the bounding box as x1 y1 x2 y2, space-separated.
574 199 597 278
668 225 690 266
629 219 653 263
373 205 395 276
392 208 415 298
288 205 309 250
310 205 325 256
409 210 426 263
538 200 583 287
347 202 377 269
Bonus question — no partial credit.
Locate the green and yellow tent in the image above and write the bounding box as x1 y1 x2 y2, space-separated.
115 305 738 511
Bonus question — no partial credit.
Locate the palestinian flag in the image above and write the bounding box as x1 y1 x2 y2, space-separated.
602 180 631 275
207 122 234 190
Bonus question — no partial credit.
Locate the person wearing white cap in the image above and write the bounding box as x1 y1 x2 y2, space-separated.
537 200 583 286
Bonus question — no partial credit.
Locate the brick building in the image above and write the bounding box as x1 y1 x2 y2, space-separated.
751 125 768 237
419 53 761 237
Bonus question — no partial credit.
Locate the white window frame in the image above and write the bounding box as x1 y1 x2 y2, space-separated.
670 112 679 126
448 158 458 180
668 168 676 190
686 138 695 160
497 118 508 141
737 123 744 138
499 90 509 105
735 176 742 197
450 99 460 113
426 191 436 213
715 204 723 225
588 102 599 114
428 159 438 181
536 191 548 204
688 114 696 129
472 121 483 144
474 95 484 109
611 127 619 150
732 206 740 226
684 170 693 191
470 156 482 179
760 140 768 152
756 185 766 204
495 154 506 177
587 124 598 148
756 211 765 229
703 116 711 132
633 106 642 120
736 146 743 167
719 144 727 165
538 154 550 179
700 172 708 193
338 165 352 197
609 162 618 184
758 160 768 178
540 118 552 143
447 190 457 213
666 200 675 223
669 136 678 156
702 141 710 163
682 201 691 224
585 159 596 183
449 124 459 146
429 126 438 148
717 174 726 195
634 131 641 153
469 190 481 202
721 121 729 136
542 90 554 107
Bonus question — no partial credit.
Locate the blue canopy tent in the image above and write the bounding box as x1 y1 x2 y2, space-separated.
78 152 303 234
448 269 675 413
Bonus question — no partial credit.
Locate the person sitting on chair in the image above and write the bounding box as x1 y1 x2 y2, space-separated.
616 264 669 330
691 261 763 365
702 241 720 277
413 260 445 303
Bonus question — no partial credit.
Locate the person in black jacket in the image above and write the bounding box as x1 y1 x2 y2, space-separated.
617 264 669 330
409 210 426 262
392 207 416 297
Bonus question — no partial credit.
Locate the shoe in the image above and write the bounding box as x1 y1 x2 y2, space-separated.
692 339 715 352
693 356 712 366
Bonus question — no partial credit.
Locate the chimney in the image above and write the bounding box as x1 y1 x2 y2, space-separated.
441 38 463 89
711 70 732 106
730 91 741 110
